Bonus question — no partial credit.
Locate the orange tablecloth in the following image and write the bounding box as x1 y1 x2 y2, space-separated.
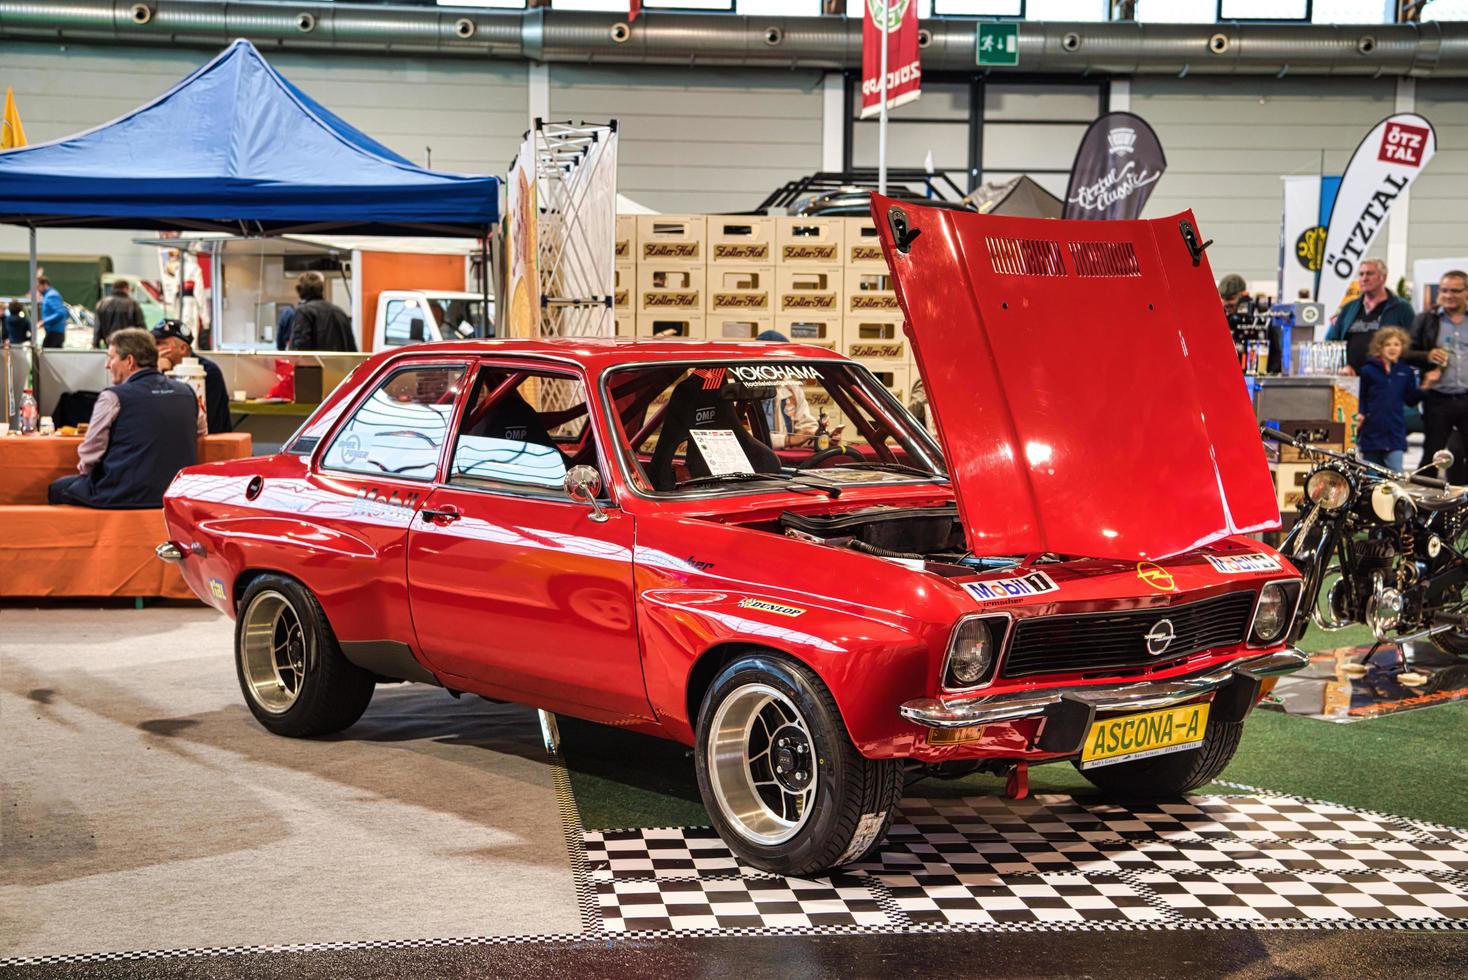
0 432 252 505
0 506 195 600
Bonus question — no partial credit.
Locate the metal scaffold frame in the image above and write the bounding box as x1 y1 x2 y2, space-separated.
529 118 618 341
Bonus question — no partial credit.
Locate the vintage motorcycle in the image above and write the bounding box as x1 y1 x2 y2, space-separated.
1262 426 1468 673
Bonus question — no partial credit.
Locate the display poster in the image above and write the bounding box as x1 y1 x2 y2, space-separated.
505 134 539 340
861 0 921 120
689 429 753 476
1317 112 1437 316
1280 176 1324 303
1061 112 1166 221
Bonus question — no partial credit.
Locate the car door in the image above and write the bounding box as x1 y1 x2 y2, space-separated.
405 361 649 722
306 358 472 645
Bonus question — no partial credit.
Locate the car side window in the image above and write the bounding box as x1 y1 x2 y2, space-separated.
448 366 600 496
383 299 426 345
321 364 468 480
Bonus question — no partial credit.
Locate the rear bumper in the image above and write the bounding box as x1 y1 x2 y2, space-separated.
899 649 1307 753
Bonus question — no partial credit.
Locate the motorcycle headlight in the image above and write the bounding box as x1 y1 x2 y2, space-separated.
945 617 996 688
1251 583 1290 644
1305 468 1352 511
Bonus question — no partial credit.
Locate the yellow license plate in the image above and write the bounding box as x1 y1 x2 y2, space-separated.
1079 702 1210 770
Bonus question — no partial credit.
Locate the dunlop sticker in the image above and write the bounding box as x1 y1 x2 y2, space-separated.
738 597 806 617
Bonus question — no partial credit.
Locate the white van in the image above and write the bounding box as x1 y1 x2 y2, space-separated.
373 290 494 349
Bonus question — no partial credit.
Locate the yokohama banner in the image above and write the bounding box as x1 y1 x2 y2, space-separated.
861 0 921 119
1062 112 1166 221
1317 113 1437 316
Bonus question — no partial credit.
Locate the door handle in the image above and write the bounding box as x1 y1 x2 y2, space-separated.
421 506 461 525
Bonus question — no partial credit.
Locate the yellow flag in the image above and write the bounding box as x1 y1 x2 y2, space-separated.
2 87 27 150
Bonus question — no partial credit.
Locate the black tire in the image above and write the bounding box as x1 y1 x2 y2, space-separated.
1429 629 1468 658
1073 716 1244 800
694 654 903 877
234 574 375 738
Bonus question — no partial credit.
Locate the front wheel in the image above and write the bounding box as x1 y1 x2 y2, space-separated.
694 654 903 877
1074 715 1244 800
235 574 375 737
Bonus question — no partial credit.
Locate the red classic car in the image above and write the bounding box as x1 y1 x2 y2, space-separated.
158 200 1305 875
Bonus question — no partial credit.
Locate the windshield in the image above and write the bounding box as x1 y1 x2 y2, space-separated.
603 359 946 496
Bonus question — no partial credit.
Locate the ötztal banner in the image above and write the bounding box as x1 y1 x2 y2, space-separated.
1318 113 1437 315
1062 112 1166 221
861 0 921 119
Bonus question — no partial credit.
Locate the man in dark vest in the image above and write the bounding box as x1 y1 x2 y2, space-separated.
48 328 204 509
287 271 356 352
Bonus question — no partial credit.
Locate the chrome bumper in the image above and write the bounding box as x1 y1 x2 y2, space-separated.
900 649 1309 733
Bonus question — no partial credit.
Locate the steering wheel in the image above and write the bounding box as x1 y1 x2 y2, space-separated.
794 445 866 470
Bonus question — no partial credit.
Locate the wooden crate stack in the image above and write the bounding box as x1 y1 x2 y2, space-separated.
622 212 911 405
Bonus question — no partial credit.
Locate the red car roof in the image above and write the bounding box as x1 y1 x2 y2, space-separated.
363 337 851 374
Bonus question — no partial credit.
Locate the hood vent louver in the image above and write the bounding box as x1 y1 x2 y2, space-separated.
1069 240 1142 278
986 237 1066 277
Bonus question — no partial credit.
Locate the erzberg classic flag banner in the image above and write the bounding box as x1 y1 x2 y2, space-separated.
1317 113 1437 316
861 0 921 119
1062 112 1166 221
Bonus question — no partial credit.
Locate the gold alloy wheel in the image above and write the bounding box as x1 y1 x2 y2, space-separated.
707 683 817 846
240 590 309 714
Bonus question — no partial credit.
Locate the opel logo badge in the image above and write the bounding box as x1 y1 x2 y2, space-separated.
1137 561 1177 593
1145 619 1176 656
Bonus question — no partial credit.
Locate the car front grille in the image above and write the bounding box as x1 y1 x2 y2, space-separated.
1000 591 1257 679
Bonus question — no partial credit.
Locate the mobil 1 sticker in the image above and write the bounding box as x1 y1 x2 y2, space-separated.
1204 553 1282 574
963 570 1059 603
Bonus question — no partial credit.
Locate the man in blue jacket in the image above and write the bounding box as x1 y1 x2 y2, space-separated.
35 274 68 348
1325 258 1415 374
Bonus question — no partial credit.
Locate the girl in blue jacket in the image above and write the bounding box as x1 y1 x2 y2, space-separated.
1357 327 1437 473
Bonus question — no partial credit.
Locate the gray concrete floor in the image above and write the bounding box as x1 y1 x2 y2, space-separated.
0 607 583 960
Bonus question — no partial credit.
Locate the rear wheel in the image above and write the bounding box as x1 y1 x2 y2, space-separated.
694 654 903 877
235 574 375 737
1074 715 1244 800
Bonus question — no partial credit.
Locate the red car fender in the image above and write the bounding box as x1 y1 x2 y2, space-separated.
629 513 965 755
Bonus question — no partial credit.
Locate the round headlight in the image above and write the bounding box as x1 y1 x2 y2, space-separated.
946 618 994 688
1252 583 1289 643
1305 468 1352 511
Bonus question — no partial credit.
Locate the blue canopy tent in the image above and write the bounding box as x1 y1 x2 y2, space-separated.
0 39 499 236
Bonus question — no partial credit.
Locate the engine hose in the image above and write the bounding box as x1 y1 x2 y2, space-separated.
847 539 925 560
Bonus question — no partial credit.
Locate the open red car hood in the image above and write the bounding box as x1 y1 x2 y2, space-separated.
870 195 1278 562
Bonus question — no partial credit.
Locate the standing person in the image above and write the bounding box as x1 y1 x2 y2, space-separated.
755 330 819 448
35 274 67 348
275 299 298 351
94 279 146 347
1405 270 1468 476
47 328 204 509
153 321 231 434
1325 258 1415 374
1356 327 1435 474
286 271 356 352
3 299 30 344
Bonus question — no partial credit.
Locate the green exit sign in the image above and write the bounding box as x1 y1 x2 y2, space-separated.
976 22 1019 67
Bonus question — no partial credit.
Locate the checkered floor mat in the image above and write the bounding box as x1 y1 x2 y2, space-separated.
586 792 1468 933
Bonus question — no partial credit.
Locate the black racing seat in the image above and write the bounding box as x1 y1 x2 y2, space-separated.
648 375 782 491
468 388 566 463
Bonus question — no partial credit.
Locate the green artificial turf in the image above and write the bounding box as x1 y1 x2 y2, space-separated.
562 621 1468 831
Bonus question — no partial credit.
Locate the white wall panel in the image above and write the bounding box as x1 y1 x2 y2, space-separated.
1130 76 1395 284
1410 80 1468 276
549 65 823 214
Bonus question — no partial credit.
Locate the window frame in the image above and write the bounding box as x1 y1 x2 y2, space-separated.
316 357 473 485
440 358 612 504
598 357 948 503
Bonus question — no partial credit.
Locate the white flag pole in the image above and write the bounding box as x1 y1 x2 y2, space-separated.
878 0 889 195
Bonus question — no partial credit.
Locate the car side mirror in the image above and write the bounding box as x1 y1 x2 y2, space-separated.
1434 449 1455 471
564 464 609 523
409 317 425 342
